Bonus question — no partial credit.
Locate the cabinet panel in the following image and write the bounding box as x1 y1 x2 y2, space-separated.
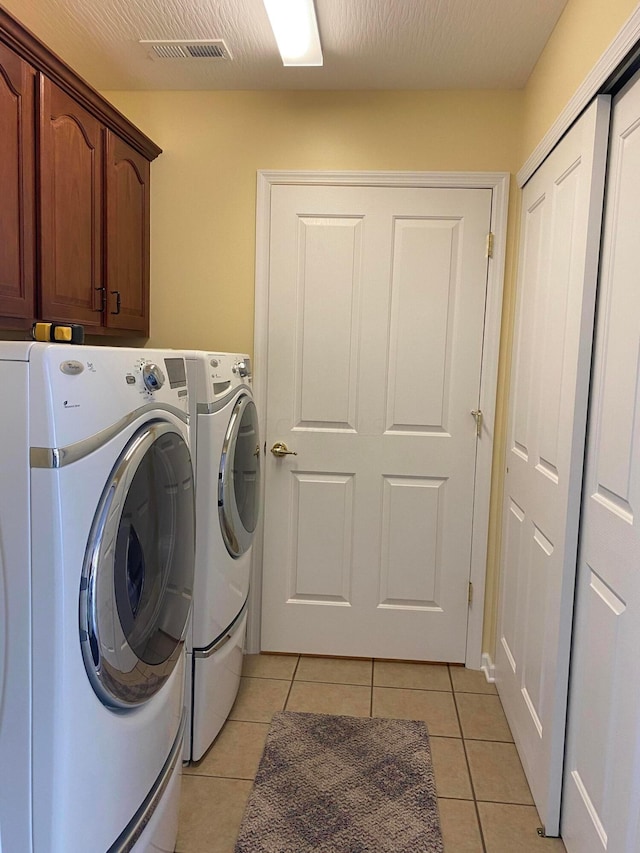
105 130 150 334
39 76 103 327
0 43 35 324
0 7 161 335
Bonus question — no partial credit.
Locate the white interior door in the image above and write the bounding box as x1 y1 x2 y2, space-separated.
260 183 493 661
495 96 610 835
561 72 640 853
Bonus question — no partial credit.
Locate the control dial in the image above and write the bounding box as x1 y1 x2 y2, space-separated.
233 358 251 379
142 362 165 392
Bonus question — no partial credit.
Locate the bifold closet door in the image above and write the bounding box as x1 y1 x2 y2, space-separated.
495 96 610 835
561 71 640 853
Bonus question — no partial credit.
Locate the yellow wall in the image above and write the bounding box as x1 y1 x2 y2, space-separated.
521 0 637 163
478 0 640 657
104 0 640 659
0 0 635 662
105 89 522 354
103 89 522 654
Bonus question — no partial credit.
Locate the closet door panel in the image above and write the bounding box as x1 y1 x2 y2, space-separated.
495 96 611 835
561 72 640 853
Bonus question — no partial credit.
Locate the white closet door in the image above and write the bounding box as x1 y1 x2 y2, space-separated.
496 96 610 835
561 72 640 853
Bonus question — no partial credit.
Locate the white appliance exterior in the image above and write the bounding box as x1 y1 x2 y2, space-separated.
0 342 194 853
183 351 260 762
0 349 32 852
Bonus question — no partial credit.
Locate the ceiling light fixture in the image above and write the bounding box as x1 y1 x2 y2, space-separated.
262 0 323 66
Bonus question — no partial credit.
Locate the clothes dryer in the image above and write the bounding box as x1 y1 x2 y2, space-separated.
0 342 195 853
183 352 260 761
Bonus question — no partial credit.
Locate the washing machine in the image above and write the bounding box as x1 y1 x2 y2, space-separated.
0 342 195 853
182 352 260 762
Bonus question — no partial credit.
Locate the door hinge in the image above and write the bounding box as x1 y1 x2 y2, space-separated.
471 409 483 438
468 581 473 605
486 232 494 258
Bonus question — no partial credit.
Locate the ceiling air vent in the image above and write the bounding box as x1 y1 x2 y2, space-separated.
140 40 232 60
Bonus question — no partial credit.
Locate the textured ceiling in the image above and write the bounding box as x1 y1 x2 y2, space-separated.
3 0 568 91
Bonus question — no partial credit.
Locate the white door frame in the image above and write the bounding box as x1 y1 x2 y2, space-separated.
248 170 510 669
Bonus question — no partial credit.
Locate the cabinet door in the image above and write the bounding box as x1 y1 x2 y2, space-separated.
104 130 150 334
39 77 102 327
0 43 35 325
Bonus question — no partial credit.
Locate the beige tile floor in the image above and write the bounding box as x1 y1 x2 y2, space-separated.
177 655 567 853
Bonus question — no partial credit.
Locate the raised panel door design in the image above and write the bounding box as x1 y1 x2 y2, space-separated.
520 525 554 735
564 567 625 851
105 130 150 334
39 78 102 327
562 74 640 853
496 96 610 835
511 193 545 462
499 498 526 673
0 44 35 324
261 183 492 661
379 476 446 608
295 217 362 431
386 218 460 434
289 472 354 603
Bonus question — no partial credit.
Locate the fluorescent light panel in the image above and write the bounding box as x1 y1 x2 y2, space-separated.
263 0 323 66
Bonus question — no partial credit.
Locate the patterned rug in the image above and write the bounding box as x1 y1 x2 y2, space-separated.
235 712 444 853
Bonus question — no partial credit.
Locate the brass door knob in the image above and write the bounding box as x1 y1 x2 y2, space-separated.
270 441 297 458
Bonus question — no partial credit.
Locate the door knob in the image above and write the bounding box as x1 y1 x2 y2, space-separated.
270 441 297 458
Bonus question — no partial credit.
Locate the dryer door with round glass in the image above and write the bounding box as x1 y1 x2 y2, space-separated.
219 394 260 558
80 421 195 709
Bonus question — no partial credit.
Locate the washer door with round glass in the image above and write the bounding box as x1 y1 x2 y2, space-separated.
80 420 195 709
219 394 260 558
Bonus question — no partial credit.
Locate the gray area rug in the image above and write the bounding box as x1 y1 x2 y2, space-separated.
235 712 444 853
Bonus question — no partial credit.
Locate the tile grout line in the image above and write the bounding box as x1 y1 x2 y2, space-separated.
450 668 489 853
369 659 374 716
186 770 257 782
282 655 301 710
242 657 532 852
290 678 377 687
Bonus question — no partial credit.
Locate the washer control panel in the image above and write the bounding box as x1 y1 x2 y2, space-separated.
29 345 191 450
142 362 166 392
232 358 251 379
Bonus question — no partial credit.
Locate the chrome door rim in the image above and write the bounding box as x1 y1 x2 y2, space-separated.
218 394 260 557
79 420 194 709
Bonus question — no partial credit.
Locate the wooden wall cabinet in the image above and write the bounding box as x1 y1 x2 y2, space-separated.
39 78 104 329
0 9 161 337
0 42 36 326
104 130 150 334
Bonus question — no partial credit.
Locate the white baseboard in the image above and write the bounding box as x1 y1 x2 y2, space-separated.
481 652 496 683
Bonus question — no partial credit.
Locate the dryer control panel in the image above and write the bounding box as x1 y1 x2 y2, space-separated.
28 345 190 450
183 351 252 407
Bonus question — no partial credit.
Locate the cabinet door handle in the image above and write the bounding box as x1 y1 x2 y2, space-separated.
94 286 106 312
110 290 121 315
